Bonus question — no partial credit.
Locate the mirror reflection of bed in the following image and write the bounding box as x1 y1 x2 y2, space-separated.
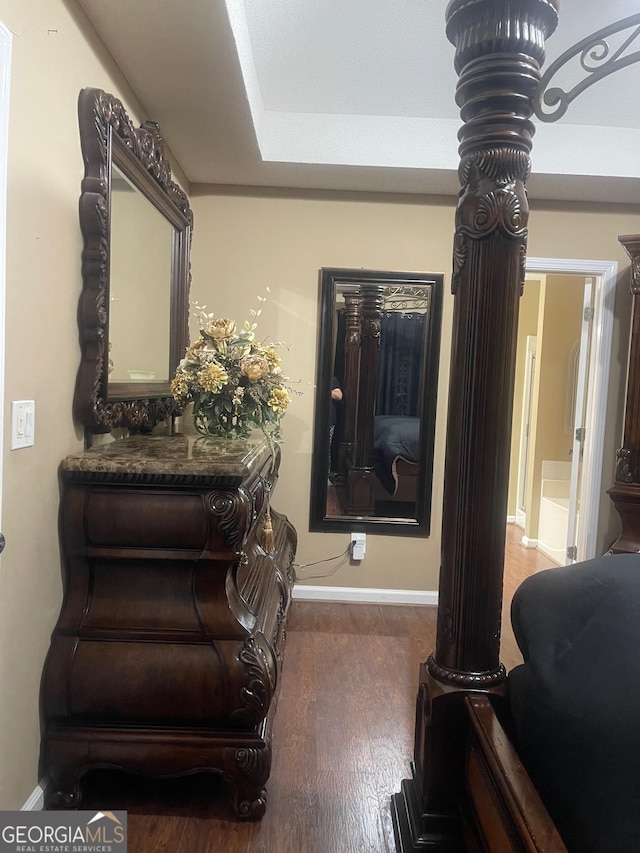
328 296 426 519
311 268 442 536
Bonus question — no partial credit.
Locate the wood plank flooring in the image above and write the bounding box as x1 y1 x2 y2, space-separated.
79 524 558 852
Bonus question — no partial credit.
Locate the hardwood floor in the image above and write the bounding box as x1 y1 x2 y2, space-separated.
80 524 558 852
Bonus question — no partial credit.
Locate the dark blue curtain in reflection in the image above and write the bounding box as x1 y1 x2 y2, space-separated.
333 309 425 419
376 312 425 416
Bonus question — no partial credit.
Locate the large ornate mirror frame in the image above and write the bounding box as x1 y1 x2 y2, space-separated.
310 267 443 536
74 87 193 437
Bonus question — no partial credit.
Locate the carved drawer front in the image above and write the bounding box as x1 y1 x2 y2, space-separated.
82 490 213 550
59 640 228 725
80 560 203 631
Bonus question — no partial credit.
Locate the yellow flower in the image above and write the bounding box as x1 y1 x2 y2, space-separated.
262 345 281 368
183 339 206 363
197 363 229 393
268 386 291 416
240 355 270 383
205 318 236 340
170 370 191 401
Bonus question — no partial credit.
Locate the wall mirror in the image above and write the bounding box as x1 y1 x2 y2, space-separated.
74 87 193 438
310 267 443 536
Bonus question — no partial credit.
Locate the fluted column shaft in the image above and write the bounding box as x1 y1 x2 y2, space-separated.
430 0 559 685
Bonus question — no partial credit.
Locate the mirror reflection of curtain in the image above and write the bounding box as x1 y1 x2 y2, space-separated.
376 312 425 417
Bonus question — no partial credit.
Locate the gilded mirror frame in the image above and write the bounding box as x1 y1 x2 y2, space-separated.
74 87 193 436
310 267 443 536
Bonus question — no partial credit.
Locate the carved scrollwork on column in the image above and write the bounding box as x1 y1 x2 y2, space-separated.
427 653 506 688
360 317 381 339
452 147 530 295
344 290 362 348
616 447 634 483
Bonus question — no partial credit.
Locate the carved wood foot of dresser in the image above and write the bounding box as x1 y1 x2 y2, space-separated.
39 435 296 819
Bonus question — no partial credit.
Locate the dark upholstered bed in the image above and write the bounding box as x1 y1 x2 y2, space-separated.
508 555 640 853
373 415 420 500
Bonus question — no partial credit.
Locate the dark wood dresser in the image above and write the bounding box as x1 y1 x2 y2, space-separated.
39 433 296 819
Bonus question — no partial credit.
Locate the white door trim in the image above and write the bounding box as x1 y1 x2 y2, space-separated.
566 279 592 564
526 257 618 561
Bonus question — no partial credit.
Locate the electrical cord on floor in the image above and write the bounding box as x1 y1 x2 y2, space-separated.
293 543 353 580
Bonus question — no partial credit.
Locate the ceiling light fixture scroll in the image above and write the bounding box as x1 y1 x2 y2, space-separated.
534 13 640 122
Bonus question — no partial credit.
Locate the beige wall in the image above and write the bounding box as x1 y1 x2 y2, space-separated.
524 275 585 540
188 190 456 594
508 276 541 517
190 190 640 593
0 0 169 809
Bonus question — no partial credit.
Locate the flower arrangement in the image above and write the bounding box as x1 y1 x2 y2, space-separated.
171 291 292 441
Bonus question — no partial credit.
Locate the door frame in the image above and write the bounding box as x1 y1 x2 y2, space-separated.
526 257 618 561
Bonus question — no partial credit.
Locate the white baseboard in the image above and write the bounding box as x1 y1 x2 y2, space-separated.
21 780 47 811
521 535 538 549
506 515 516 524
293 584 438 606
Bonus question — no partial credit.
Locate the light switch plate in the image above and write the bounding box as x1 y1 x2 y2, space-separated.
11 400 35 449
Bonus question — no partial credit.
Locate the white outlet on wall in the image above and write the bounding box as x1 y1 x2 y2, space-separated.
11 400 35 450
351 532 366 561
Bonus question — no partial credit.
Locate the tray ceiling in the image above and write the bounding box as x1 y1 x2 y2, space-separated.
76 0 640 203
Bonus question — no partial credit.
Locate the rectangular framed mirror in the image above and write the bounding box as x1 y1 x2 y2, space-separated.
310 267 443 536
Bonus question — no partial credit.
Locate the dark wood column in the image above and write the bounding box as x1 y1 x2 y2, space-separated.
392 1 558 849
338 288 362 478
608 235 640 553
348 285 384 514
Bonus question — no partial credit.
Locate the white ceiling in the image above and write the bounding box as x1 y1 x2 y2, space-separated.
76 0 640 203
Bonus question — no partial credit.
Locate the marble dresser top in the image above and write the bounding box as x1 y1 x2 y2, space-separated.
61 433 275 483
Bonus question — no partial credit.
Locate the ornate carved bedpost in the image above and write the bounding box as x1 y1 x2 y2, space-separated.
392 1 558 849
338 288 362 477
348 284 385 514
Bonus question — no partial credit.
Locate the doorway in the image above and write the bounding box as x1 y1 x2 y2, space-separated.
508 257 618 565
